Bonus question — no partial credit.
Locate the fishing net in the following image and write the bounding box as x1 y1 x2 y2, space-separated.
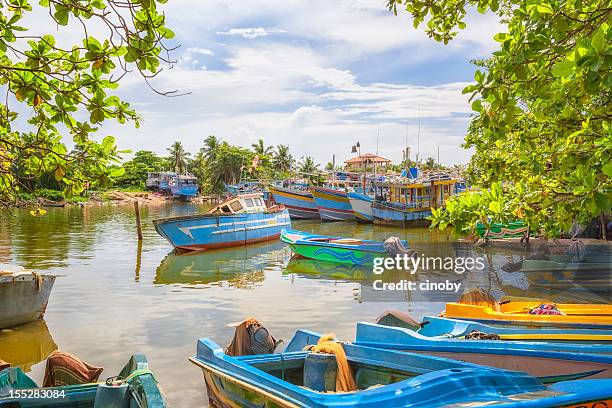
225 318 281 357
42 351 103 387
304 334 357 392
529 304 565 315
464 330 501 340
383 237 415 256
458 288 500 312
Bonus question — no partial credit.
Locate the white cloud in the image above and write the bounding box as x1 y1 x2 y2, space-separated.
216 27 287 39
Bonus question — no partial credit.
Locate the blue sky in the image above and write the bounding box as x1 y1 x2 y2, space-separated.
33 0 504 166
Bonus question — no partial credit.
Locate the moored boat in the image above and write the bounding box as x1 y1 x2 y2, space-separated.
40 199 67 208
0 354 167 407
407 315 612 343
269 186 320 220
153 193 291 251
444 300 612 329
280 229 411 265
372 200 431 227
355 322 612 380
476 221 530 238
191 329 612 408
347 192 373 222
310 186 355 221
169 174 199 200
0 268 55 329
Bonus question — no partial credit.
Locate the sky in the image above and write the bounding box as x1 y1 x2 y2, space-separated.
27 0 504 166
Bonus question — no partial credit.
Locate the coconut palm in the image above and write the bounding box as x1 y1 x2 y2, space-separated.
167 141 190 174
251 139 274 156
273 144 294 174
298 156 319 174
201 135 221 162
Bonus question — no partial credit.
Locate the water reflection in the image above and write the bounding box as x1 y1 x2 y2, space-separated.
155 241 287 287
0 320 57 371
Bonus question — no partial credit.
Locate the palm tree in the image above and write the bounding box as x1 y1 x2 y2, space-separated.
273 144 293 174
201 135 221 162
298 156 319 174
167 141 190 174
251 138 274 156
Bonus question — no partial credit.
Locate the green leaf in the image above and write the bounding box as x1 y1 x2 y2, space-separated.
603 163 612 178
591 29 606 53
536 4 554 14
551 60 574 77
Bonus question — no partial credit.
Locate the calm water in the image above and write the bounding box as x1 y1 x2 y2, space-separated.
0 203 608 406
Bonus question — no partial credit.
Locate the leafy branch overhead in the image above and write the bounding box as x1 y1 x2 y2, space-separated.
389 0 612 237
0 0 177 205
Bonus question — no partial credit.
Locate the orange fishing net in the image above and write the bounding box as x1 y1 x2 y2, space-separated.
307 334 357 392
458 288 500 312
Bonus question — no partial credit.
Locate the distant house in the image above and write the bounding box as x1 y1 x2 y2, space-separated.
344 153 392 172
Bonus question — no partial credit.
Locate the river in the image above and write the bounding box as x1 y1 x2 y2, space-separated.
0 203 608 406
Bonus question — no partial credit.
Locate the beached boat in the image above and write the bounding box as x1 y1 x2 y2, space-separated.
347 192 373 222
410 315 612 343
476 221 529 238
0 354 167 407
0 269 55 329
355 322 612 380
310 186 355 221
269 186 320 220
281 229 411 265
153 194 291 251
191 329 612 408
169 174 199 200
40 199 67 207
444 300 612 329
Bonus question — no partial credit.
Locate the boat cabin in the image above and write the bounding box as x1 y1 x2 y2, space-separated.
208 194 268 215
374 176 460 210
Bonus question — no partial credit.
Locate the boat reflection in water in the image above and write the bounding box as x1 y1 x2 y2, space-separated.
285 257 373 282
0 320 57 372
155 241 287 287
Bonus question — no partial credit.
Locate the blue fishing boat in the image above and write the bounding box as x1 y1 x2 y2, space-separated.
310 186 355 221
280 229 411 265
412 315 612 343
347 192 373 222
372 200 431 227
191 330 612 407
269 186 320 220
169 174 199 200
153 194 291 251
355 322 612 380
0 354 167 407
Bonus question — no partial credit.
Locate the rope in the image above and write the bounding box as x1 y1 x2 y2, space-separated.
304 334 357 392
31 271 43 292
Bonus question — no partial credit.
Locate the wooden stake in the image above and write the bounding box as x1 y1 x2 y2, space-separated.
134 200 143 241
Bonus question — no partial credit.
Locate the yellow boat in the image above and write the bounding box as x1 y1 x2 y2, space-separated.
445 300 612 329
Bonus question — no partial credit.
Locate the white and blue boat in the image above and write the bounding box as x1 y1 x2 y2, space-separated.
372 200 432 227
310 186 355 221
347 192 373 222
355 322 612 381
153 194 291 251
169 174 199 200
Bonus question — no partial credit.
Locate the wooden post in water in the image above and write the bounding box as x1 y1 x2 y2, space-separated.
134 201 143 241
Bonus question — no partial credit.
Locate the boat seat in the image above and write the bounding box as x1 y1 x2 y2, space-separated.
329 239 363 245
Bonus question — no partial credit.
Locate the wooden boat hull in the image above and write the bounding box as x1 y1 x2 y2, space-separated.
310 187 355 221
445 302 612 329
281 229 393 265
40 200 66 207
0 354 167 407
153 210 291 251
356 323 612 380
269 187 320 220
0 273 55 329
372 201 431 227
192 331 612 408
419 316 612 343
347 192 373 222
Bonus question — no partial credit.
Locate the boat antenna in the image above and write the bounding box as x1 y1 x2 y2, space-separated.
376 128 380 155
417 105 421 170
